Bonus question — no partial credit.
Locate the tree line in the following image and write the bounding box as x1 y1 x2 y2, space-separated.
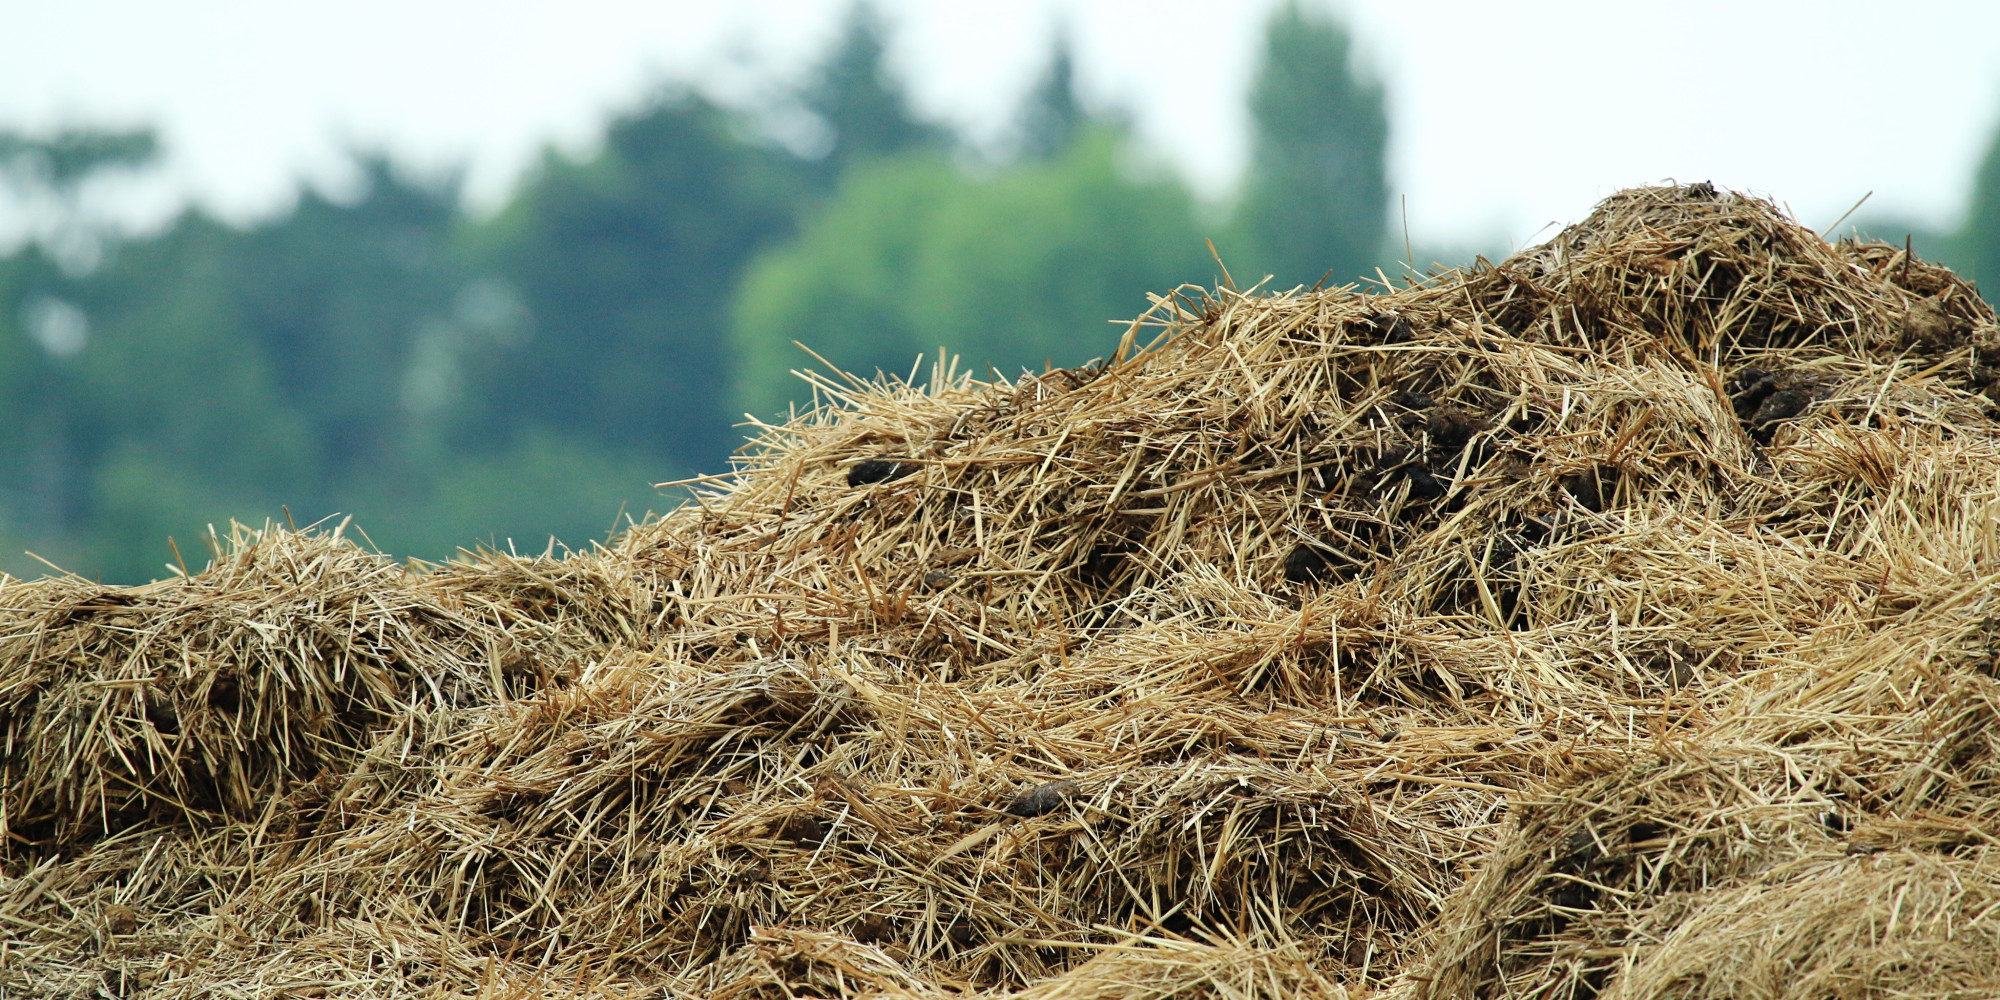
0 3 1391 581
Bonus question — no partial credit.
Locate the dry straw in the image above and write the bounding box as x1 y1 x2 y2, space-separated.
5 184 2000 999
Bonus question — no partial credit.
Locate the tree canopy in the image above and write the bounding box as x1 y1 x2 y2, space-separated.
799 3 948 182
455 92 810 472
1228 1 1388 291
1015 31 1086 162
731 131 1212 418
0 2 1409 583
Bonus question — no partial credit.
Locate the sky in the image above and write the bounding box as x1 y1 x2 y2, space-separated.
4 0 2000 250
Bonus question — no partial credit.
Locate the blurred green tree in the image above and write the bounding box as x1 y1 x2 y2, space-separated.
732 130 1210 417
1228 1 1388 291
232 156 464 482
0 99 821 579
0 249 74 571
455 92 811 474
0 127 187 577
0 141 629 579
11 5 1414 580
802 2 950 183
1015 30 1085 161
0 127 158 192
0 126 160 276
60 213 316 578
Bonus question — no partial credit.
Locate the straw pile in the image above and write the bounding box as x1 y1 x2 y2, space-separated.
5 183 2000 999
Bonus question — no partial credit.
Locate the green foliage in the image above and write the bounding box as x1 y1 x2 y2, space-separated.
0 5 1404 582
801 3 949 181
54 215 314 579
228 157 464 481
0 100 809 581
1015 32 1085 162
0 252 61 574
82 443 277 580
732 155 956 417
0 253 52 481
732 131 1211 417
456 92 810 471
0 126 159 193
1 126 165 276
1228 1 1387 290
906 135 1210 368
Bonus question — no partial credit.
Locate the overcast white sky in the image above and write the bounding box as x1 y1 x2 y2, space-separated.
4 0 2000 249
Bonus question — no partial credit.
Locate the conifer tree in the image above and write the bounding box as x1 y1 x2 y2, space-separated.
801 3 948 179
1015 30 1085 161
1232 2 1388 289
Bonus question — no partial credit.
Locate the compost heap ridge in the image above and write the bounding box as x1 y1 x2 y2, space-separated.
5 184 2000 999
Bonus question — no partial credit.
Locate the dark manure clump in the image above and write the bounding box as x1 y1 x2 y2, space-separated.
848 457 917 486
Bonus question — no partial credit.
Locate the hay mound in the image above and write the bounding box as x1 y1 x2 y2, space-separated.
0 522 638 851
6 184 2000 999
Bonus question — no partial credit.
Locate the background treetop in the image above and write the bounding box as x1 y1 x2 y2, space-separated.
0 126 159 194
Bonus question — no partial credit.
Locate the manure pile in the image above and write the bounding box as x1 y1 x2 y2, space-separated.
7 184 2000 999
